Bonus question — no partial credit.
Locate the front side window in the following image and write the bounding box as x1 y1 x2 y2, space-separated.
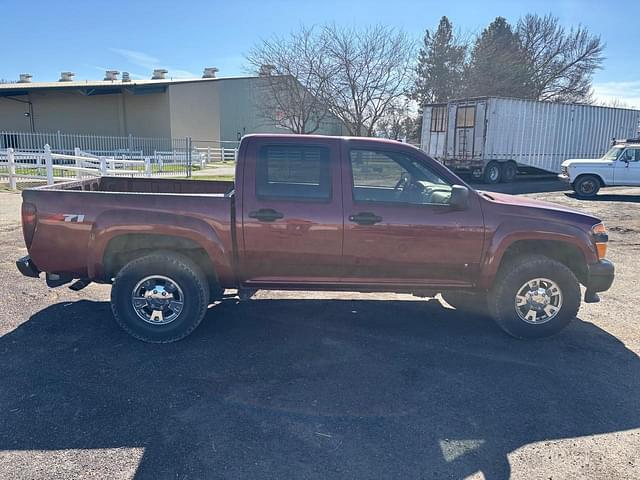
256 145 331 200
620 148 640 162
350 149 452 205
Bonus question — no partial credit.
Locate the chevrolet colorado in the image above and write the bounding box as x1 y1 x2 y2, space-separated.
16 134 614 342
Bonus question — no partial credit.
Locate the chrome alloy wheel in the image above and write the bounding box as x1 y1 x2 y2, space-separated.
131 275 185 325
514 278 563 325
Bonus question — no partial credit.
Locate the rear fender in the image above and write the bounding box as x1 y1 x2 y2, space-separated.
88 209 232 281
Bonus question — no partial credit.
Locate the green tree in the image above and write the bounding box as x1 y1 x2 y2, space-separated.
413 16 466 107
464 17 532 98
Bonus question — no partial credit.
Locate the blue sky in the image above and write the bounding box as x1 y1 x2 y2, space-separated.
3 0 639 105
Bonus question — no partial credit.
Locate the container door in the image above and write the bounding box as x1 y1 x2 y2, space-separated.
454 105 477 160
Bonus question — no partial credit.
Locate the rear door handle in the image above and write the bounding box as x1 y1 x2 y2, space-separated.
349 212 383 225
249 208 284 222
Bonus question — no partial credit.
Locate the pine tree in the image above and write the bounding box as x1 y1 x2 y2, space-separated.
413 16 466 108
464 17 533 98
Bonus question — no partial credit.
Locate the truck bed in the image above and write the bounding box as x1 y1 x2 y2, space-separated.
22 177 236 282
34 176 235 195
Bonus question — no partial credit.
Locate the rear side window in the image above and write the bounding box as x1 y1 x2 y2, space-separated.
256 145 331 200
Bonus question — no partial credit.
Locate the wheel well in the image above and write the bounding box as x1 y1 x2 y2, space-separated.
500 240 588 285
102 234 222 297
574 173 605 187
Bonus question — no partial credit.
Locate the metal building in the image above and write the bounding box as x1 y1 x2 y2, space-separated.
0 69 345 147
421 97 640 181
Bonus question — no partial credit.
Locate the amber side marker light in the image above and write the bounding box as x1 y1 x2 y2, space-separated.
592 223 608 259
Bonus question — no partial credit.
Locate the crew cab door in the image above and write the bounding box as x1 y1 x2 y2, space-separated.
341 142 485 287
238 137 343 285
614 147 640 185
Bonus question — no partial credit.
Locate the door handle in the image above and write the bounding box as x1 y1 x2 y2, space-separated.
349 212 383 225
249 208 284 222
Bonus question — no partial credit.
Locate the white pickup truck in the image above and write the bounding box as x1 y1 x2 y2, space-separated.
559 139 640 198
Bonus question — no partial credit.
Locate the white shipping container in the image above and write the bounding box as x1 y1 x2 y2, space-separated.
421 97 640 179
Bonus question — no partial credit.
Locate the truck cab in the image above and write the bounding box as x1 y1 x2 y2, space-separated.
560 139 640 197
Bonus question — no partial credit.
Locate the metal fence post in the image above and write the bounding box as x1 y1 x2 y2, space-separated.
144 157 151 177
74 147 82 179
44 144 54 185
99 157 107 175
187 137 192 178
221 146 225 163
7 148 16 190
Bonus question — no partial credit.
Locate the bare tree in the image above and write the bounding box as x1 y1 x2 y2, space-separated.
517 14 604 103
375 98 419 143
246 27 332 134
321 24 415 136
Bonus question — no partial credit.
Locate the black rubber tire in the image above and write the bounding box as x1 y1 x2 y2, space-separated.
573 175 601 198
111 252 210 343
500 161 518 183
440 291 489 316
488 254 580 339
483 161 502 184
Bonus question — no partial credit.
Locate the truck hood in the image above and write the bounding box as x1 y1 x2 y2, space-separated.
478 190 600 224
561 158 611 167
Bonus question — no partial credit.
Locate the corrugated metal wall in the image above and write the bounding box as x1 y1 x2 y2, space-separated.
422 97 640 173
482 98 640 173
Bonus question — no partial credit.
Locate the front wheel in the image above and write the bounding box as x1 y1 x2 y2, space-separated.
111 252 210 343
573 175 601 198
488 254 580 339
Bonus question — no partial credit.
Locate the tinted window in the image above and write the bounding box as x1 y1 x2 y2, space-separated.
256 145 331 200
350 149 452 205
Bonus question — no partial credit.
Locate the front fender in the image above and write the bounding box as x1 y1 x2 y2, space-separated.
88 209 233 281
478 219 598 289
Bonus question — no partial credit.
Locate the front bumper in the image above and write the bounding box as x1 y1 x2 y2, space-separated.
585 259 615 293
16 255 40 278
558 173 572 184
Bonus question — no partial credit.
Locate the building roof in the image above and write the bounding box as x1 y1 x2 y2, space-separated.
0 75 262 97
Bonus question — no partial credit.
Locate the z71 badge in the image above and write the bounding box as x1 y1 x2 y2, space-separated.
63 214 85 223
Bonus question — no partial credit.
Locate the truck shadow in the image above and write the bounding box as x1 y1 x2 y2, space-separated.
564 192 640 203
2 298 639 479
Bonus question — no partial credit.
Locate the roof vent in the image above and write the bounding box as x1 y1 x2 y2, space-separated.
259 64 276 77
202 67 219 78
104 70 119 81
18 73 32 83
152 69 168 80
59 71 75 82
122 72 131 82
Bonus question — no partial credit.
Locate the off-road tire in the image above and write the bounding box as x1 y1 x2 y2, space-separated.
488 254 580 339
483 161 502 184
111 251 210 343
500 161 518 183
573 175 601 198
440 291 489 317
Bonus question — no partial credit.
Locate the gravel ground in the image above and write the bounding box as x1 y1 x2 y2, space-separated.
1 180 639 479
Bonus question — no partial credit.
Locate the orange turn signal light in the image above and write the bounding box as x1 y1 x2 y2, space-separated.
596 242 608 259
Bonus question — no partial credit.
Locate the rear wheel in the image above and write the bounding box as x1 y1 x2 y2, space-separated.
483 161 502 184
573 175 601 198
500 161 518 183
488 254 580 339
111 252 210 343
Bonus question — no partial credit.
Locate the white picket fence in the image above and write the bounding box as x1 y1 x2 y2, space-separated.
194 146 237 166
0 144 191 189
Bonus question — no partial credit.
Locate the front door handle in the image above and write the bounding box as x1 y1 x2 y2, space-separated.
349 212 383 225
249 208 284 222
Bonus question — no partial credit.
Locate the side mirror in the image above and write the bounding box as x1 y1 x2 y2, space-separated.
449 184 470 210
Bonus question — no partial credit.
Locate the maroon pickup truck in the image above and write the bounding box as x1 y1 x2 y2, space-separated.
17 134 614 342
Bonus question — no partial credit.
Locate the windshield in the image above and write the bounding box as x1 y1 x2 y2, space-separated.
603 147 623 160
